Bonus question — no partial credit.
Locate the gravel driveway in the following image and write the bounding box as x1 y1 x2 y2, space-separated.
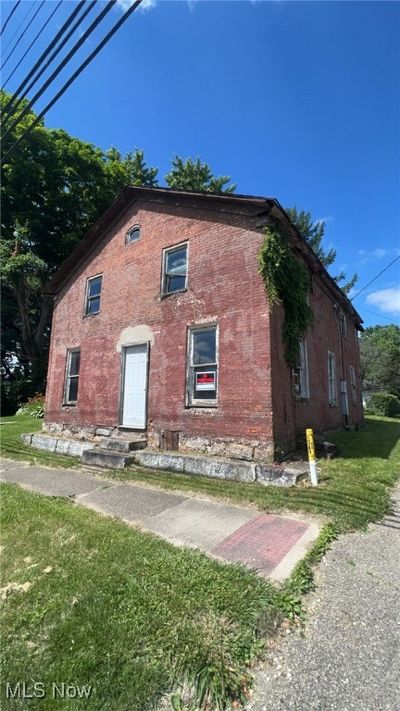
248 486 400 711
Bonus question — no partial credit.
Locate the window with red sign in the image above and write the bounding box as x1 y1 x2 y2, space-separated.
187 325 218 406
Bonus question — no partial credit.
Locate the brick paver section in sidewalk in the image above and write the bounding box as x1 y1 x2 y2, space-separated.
212 514 309 575
0 458 319 581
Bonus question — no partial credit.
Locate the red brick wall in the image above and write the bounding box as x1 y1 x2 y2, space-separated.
45 198 363 457
45 201 274 447
270 277 364 452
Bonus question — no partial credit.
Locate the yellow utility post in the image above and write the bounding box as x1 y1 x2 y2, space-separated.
306 428 318 486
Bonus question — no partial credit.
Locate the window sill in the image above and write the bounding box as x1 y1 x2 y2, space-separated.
186 402 218 409
83 311 100 318
62 403 77 408
160 288 187 300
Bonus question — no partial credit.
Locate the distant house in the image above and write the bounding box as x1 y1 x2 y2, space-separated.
43 187 363 463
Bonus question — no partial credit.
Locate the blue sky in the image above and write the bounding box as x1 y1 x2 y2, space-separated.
2 0 399 326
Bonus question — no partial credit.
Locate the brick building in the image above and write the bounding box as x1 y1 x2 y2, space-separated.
44 187 363 463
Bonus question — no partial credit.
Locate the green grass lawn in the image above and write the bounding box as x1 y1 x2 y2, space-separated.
1 414 399 531
1 483 280 711
1 414 399 709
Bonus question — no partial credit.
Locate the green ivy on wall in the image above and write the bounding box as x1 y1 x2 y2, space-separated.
259 227 313 367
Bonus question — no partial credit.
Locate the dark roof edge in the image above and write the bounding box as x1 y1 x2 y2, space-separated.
44 186 274 295
270 199 363 328
44 186 363 328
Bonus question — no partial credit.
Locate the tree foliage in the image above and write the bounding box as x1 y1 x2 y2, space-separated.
259 227 313 366
0 91 158 412
165 156 236 194
286 207 358 294
360 325 400 399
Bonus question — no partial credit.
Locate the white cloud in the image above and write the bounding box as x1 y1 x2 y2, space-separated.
358 247 389 265
366 287 400 314
116 0 157 11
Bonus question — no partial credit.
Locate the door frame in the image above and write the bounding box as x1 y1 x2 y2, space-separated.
119 342 150 430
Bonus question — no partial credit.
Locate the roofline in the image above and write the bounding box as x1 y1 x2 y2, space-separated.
44 186 363 327
269 199 363 327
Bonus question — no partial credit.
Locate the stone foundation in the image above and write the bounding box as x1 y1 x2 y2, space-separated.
43 421 123 442
148 429 275 463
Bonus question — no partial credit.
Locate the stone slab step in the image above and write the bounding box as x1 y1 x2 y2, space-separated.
81 449 134 470
99 437 147 453
133 451 307 486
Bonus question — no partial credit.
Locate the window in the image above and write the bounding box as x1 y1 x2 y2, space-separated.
187 325 218 406
162 243 188 295
126 225 140 244
349 365 357 404
293 340 309 399
64 349 80 404
328 351 337 405
85 275 102 315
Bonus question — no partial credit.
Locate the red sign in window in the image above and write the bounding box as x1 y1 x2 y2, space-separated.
195 371 216 391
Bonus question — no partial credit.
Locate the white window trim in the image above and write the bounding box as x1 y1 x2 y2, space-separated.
63 348 80 405
293 339 310 399
186 323 218 408
328 351 337 406
84 274 102 316
161 241 189 296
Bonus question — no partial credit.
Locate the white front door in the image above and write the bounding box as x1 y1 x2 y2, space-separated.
121 344 148 428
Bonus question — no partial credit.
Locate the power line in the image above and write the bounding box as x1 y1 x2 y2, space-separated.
1 1 34 55
2 0 143 162
361 307 400 324
351 255 400 302
3 1 63 90
2 0 116 143
1 0 22 36
2 0 89 121
1 1 46 71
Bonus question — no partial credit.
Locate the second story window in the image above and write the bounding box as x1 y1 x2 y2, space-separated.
162 243 188 295
85 275 102 315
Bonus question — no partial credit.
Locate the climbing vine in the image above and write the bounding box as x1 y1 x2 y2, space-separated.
259 227 313 367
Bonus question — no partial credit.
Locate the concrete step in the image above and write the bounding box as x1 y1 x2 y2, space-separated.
81 448 134 469
99 437 147 453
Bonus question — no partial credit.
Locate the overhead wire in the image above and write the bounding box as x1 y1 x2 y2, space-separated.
2 0 89 121
351 255 400 302
1 1 46 71
1 0 34 54
1 0 116 142
1 0 22 36
2 0 144 161
360 307 399 324
3 0 63 89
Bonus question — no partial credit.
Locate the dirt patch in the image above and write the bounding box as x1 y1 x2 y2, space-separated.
0 581 33 600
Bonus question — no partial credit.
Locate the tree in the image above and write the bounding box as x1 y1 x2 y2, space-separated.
286 207 358 294
359 325 400 398
165 156 236 194
1 90 158 412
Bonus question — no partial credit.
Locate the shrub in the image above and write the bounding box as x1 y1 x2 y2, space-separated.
367 392 400 417
16 394 45 419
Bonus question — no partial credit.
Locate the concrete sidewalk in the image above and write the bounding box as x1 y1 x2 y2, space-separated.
247 487 400 710
0 458 319 582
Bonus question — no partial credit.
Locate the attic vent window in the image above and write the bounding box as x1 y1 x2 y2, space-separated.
126 225 141 244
